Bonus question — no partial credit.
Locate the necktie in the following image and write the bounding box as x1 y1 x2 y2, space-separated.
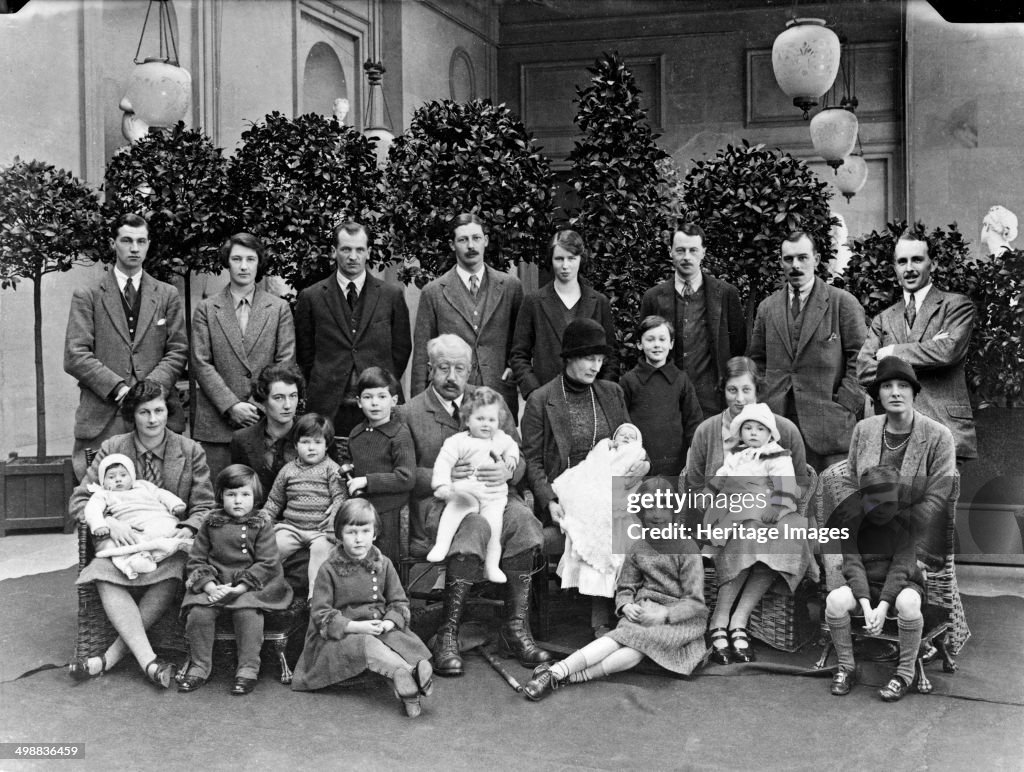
140 451 162 488
347 281 358 309
449 402 458 419
124 276 137 308
469 274 479 298
237 297 249 336
790 290 801 319
681 282 693 299
905 293 917 329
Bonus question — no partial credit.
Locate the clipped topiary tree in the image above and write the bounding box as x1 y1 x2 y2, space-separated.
104 122 234 432
0 158 104 460
568 52 669 360
385 98 555 287
681 140 836 322
229 111 385 294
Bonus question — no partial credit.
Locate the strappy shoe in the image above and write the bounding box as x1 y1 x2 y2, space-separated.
729 627 756 663
69 654 106 681
413 659 434 698
708 627 732 666
145 658 177 689
393 667 422 718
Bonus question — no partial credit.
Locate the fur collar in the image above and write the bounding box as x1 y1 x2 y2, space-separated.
327 544 384 575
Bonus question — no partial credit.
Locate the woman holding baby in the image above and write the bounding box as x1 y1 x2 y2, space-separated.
68 379 215 687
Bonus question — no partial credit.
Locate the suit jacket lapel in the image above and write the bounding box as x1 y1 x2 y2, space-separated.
539 284 563 337
890 301 909 344
100 271 132 345
215 287 249 364
477 266 504 331
439 270 476 330
796 279 828 357
578 283 598 318
426 388 460 431
546 386 572 466
133 271 158 342
322 278 352 343
702 273 723 339
162 433 186 494
910 288 943 340
769 289 795 359
355 275 383 341
244 288 273 354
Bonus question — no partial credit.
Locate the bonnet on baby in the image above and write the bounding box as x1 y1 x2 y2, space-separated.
728 404 780 443
97 453 137 485
612 422 643 447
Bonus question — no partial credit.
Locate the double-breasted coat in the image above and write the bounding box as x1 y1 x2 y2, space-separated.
291 545 429 690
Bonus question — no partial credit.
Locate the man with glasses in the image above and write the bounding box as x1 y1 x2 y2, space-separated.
397 334 549 676
639 221 746 417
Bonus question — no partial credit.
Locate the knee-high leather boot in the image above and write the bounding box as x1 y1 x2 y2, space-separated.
432 574 473 677
499 567 553 668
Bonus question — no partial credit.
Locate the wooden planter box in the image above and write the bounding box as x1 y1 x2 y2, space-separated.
0 455 75 536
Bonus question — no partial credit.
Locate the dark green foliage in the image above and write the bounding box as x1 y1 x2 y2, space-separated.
103 122 231 282
972 249 1024 401
681 140 835 319
0 157 104 458
385 99 555 287
229 112 385 295
844 219 1024 401
568 52 669 363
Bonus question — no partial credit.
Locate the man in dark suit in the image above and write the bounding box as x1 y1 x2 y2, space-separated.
411 213 523 419
64 213 188 478
396 334 549 675
750 230 867 471
639 221 746 418
856 233 978 461
295 220 412 436
192 233 295 477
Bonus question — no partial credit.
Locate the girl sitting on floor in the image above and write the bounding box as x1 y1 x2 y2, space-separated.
522 477 708 700
291 499 434 718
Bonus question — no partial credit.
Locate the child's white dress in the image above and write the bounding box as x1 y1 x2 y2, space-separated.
552 438 648 598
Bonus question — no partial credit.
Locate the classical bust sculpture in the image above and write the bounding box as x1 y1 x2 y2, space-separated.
980 205 1018 258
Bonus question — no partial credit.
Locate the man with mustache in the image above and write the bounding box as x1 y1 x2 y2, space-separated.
398 334 549 676
411 213 523 421
749 230 867 471
856 233 977 461
639 221 746 418
295 220 411 437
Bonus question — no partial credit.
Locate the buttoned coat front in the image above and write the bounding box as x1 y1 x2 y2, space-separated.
64 269 188 438
749 277 867 456
411 265 523 406
191 287 296 443
856 288 977 459
294 273 412 418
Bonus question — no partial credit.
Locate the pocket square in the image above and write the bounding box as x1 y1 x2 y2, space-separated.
156 318 166 326
826 332 839 342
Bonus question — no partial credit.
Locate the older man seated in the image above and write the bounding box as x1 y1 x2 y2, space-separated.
397 334 551 676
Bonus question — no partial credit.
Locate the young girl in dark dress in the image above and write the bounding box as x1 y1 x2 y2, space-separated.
291 499 433 717
179 464 293 695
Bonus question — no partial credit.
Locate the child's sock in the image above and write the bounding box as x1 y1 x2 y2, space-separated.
896 614 924 684
825 612 856 672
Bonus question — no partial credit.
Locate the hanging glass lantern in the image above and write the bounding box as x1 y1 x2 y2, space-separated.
810 107 859 171
362 61 395 168
772 18 841 119
835 154 868 202
121 1 192 132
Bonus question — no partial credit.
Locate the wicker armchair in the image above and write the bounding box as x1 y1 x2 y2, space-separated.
702 463 821 652
813 459 967 689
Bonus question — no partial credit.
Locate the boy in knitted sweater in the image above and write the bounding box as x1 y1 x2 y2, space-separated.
260 413 347 598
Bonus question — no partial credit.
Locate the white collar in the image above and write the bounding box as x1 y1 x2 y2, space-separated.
113 267 142 293
336 271 367 295
904 282 933 307
430 386 462 414
229 285 256 306
455 264 485 291
674 273 702 296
